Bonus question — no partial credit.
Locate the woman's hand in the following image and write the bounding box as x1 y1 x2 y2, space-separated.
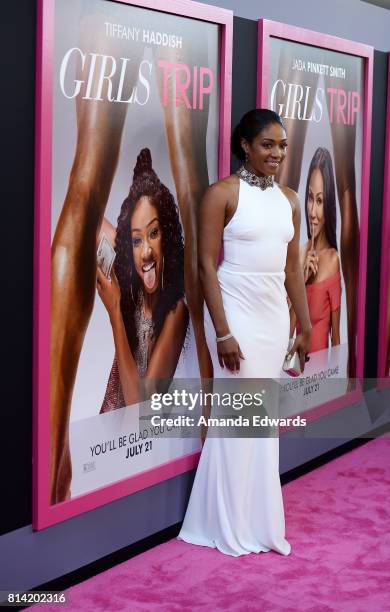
303 249 318 283
217 336 245 372
286 329 312 373
96 266 121 319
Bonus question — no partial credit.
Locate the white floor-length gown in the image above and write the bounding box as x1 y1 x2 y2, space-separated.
177 177 294 557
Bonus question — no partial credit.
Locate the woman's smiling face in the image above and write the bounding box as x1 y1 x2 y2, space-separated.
131 196 162 294
307 168 325 240
242 122 288 177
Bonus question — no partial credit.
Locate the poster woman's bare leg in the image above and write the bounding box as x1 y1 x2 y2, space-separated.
155 44 213 379
50 98 127 503
165 105 213 379
336 184 359 379
329 115 358 379
274 48 319 190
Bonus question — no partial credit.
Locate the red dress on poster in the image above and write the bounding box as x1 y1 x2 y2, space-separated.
298 272 341 353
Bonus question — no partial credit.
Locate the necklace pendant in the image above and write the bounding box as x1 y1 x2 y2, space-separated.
236 165 274 190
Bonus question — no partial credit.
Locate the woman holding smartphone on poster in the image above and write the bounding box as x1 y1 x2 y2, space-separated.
97 148 189 410
178 109 311 557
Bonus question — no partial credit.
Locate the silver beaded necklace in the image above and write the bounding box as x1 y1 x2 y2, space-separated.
134 292 154 377
237 165 274 190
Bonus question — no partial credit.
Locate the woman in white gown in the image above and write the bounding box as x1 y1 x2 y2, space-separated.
177 109 312 557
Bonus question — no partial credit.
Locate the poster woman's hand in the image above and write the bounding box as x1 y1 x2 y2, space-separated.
303 249 318 283
96 267 121 320
217 336 245 372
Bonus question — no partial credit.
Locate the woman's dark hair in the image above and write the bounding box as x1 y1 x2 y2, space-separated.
304 147 337 250
231 109 286 161
114 148 186 358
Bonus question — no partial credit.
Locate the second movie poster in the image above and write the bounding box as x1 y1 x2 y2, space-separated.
49 0 220 505
263 32 365 412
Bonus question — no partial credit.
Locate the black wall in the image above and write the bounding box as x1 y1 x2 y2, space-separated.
0 7 387 538
365 51 388 378
1 0 36 536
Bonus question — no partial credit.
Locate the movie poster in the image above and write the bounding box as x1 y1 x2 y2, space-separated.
378 57 390 380
44 0 220 509
380 251 390 378
261 29 369 414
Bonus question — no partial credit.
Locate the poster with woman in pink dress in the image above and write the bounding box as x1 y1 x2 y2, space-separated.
258 20 373 416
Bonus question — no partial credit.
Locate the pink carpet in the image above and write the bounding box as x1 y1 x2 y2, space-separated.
35 435 390 611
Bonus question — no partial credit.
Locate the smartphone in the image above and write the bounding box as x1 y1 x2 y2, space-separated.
97 233 116 280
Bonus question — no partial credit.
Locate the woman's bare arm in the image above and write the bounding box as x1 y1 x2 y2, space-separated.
289 247 306 338
331 308 341 346
97 268 140 406
198 181 230 336
281 186 312 371
328 251 341 347
146 300 189 378
198 177 244 371
283 189 311 330
112 301 188 403
97 217 117 248
289 307 297 337
110 303 189 402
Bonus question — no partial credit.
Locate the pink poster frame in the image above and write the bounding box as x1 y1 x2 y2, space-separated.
33 0 233 530
257 19 373 422
377 55 390 381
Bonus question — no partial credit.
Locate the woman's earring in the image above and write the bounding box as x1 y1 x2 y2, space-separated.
161 256 165 291
245 152 249 162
